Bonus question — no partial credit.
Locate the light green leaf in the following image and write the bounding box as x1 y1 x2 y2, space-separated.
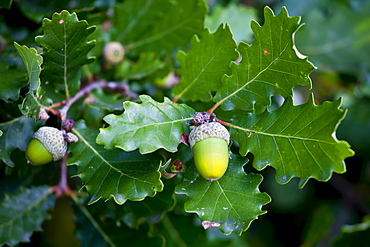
35 10 96 100
0 116 42 167
113 0 206 55
0 186 55 246
14 42 50 119
205 3 257 44
173 24 238 102
97 95 195 154
214 6 315 111
230 94 355 187
176 152 271 235
68 121 164 204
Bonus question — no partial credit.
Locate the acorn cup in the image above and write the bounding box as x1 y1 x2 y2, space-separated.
25 127 78 166
188 121 230 181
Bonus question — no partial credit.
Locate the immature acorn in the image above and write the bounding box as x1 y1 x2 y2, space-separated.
103 41 125 64
25 126 78 166
188 122 230 181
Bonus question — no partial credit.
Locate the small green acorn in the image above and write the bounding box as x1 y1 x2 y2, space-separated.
188 122 230 181
26 127 78 166
103 41 125 64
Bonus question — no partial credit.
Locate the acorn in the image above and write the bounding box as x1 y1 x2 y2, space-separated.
103 41 125 64
25 127 78 166
188 122 230 181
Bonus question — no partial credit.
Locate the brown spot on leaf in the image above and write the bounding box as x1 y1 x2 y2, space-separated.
202 220 221 229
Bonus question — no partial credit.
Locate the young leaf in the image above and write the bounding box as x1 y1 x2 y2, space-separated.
173 24 239 102
0 116 42 167
14 42 50 119
114 0 206 54
0 186 55 246
213 6 315 112
68 121 164 205
230 95 355 187
35 10 96 100
97 95 195 154
176 152 271 235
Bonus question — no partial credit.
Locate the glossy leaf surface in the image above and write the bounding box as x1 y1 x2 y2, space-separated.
230 95 355 187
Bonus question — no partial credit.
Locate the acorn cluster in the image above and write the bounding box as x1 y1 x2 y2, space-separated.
188 112 230 181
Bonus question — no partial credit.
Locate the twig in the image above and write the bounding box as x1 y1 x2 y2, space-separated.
58 80 137 120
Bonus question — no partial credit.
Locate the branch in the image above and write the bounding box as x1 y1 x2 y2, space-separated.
58 80 138 120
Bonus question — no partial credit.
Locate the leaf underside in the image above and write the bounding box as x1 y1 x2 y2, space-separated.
230 94 354 187
97 95 195 154
68 121 164 204
176 152 271 235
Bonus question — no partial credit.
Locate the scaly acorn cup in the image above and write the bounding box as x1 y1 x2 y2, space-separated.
188 122 230 181
25 127 78 166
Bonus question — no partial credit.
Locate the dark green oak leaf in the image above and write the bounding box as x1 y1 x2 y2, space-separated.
97 95 195 154
214 6 315 111
0 186 55 246
68 121 164 204
176 152 271 235
35 10 96 100
230 94 355 187
173 24 239 102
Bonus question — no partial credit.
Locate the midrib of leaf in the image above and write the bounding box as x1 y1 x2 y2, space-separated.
122 117 192 131
1 187 51 230
175 47 222 100
72 128 155 184
62 23 69 99
212 35 293 112
215 180 241 219
231 124 336 145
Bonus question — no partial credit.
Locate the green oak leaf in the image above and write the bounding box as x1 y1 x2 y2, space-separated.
35 10 96 100
121 178 176 229
173 24 239 102
14 42 51 119
68 121 164 205
332 216 370 247
176 152 271 235
113 0 206 55
0 61 27 102
230 94 355 187
0 186 55 246
97 95 195 154
214 6 315 111
0 116 42 167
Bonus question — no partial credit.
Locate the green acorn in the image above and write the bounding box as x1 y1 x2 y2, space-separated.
188 122 230 181
26 127 77 166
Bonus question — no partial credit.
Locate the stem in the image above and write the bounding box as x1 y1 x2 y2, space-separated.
207 101 222 114
58 80 137 120
52 153 74 197
161 214 187 247
71 195 117 247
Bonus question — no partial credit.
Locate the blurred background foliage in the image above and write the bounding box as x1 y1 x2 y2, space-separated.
1 0 369 246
